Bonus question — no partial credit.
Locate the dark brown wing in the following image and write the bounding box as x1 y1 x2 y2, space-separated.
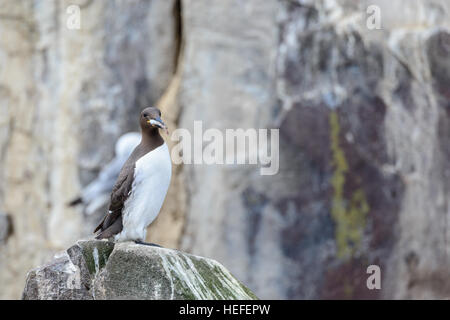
94 162 135 239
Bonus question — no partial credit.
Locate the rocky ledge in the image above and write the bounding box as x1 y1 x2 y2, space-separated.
22 240 258 300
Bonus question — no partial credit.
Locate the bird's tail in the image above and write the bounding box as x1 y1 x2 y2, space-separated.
94 216 122 240
93 215 107 234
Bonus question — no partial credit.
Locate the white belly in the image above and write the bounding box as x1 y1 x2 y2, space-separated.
115 143 172 242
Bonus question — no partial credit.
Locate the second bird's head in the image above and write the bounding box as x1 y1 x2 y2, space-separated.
140 107 168 135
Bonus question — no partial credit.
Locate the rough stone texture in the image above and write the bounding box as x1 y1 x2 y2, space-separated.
3 0 450 300
22 240 257 300
178 0 281 299
22 240 114 300
0 0 178 299
178 0 450 299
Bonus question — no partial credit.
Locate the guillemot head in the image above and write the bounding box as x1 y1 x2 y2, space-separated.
140 107 169 135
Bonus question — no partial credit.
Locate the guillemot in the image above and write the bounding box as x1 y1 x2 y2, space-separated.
94 107 172 245
68 132 141 216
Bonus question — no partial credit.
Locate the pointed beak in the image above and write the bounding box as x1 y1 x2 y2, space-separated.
148 117 169 134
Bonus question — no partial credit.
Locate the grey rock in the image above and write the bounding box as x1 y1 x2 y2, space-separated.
22 240 257 300
178 0 450 299
0 0 178 298
3 0 450 301
22 240 114 300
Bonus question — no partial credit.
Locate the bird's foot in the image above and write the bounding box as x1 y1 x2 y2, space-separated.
134 240 163 248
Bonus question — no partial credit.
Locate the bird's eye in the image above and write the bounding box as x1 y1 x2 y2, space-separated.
143 113 148 118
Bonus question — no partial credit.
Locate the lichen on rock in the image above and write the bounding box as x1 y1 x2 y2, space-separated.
22 240 257 300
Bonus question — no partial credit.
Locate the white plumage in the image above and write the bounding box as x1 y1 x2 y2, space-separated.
114 143 172 242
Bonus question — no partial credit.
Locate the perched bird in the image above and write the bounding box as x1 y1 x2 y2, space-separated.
94 107 172 245
68 132 141 216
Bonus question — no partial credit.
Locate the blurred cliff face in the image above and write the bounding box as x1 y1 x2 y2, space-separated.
0 0 449 299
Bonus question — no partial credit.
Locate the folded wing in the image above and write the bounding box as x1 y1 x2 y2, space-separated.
94 162 135 239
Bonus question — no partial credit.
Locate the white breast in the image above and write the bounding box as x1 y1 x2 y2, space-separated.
115 143 172 242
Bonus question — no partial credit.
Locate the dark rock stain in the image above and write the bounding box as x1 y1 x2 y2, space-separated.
276 6 405 298
242 188 268 257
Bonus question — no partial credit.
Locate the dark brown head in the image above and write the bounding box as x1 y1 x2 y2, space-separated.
139 107 168 135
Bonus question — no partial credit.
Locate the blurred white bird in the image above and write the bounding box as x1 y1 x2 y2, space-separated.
68 132 141 215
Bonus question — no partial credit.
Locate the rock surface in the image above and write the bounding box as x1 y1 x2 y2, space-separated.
22 240 257 300
2 0 450 300
0 0 178 299
177 0 450 300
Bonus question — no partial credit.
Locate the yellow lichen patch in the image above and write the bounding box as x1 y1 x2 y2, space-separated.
329 111 369 259
343 281 354 298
